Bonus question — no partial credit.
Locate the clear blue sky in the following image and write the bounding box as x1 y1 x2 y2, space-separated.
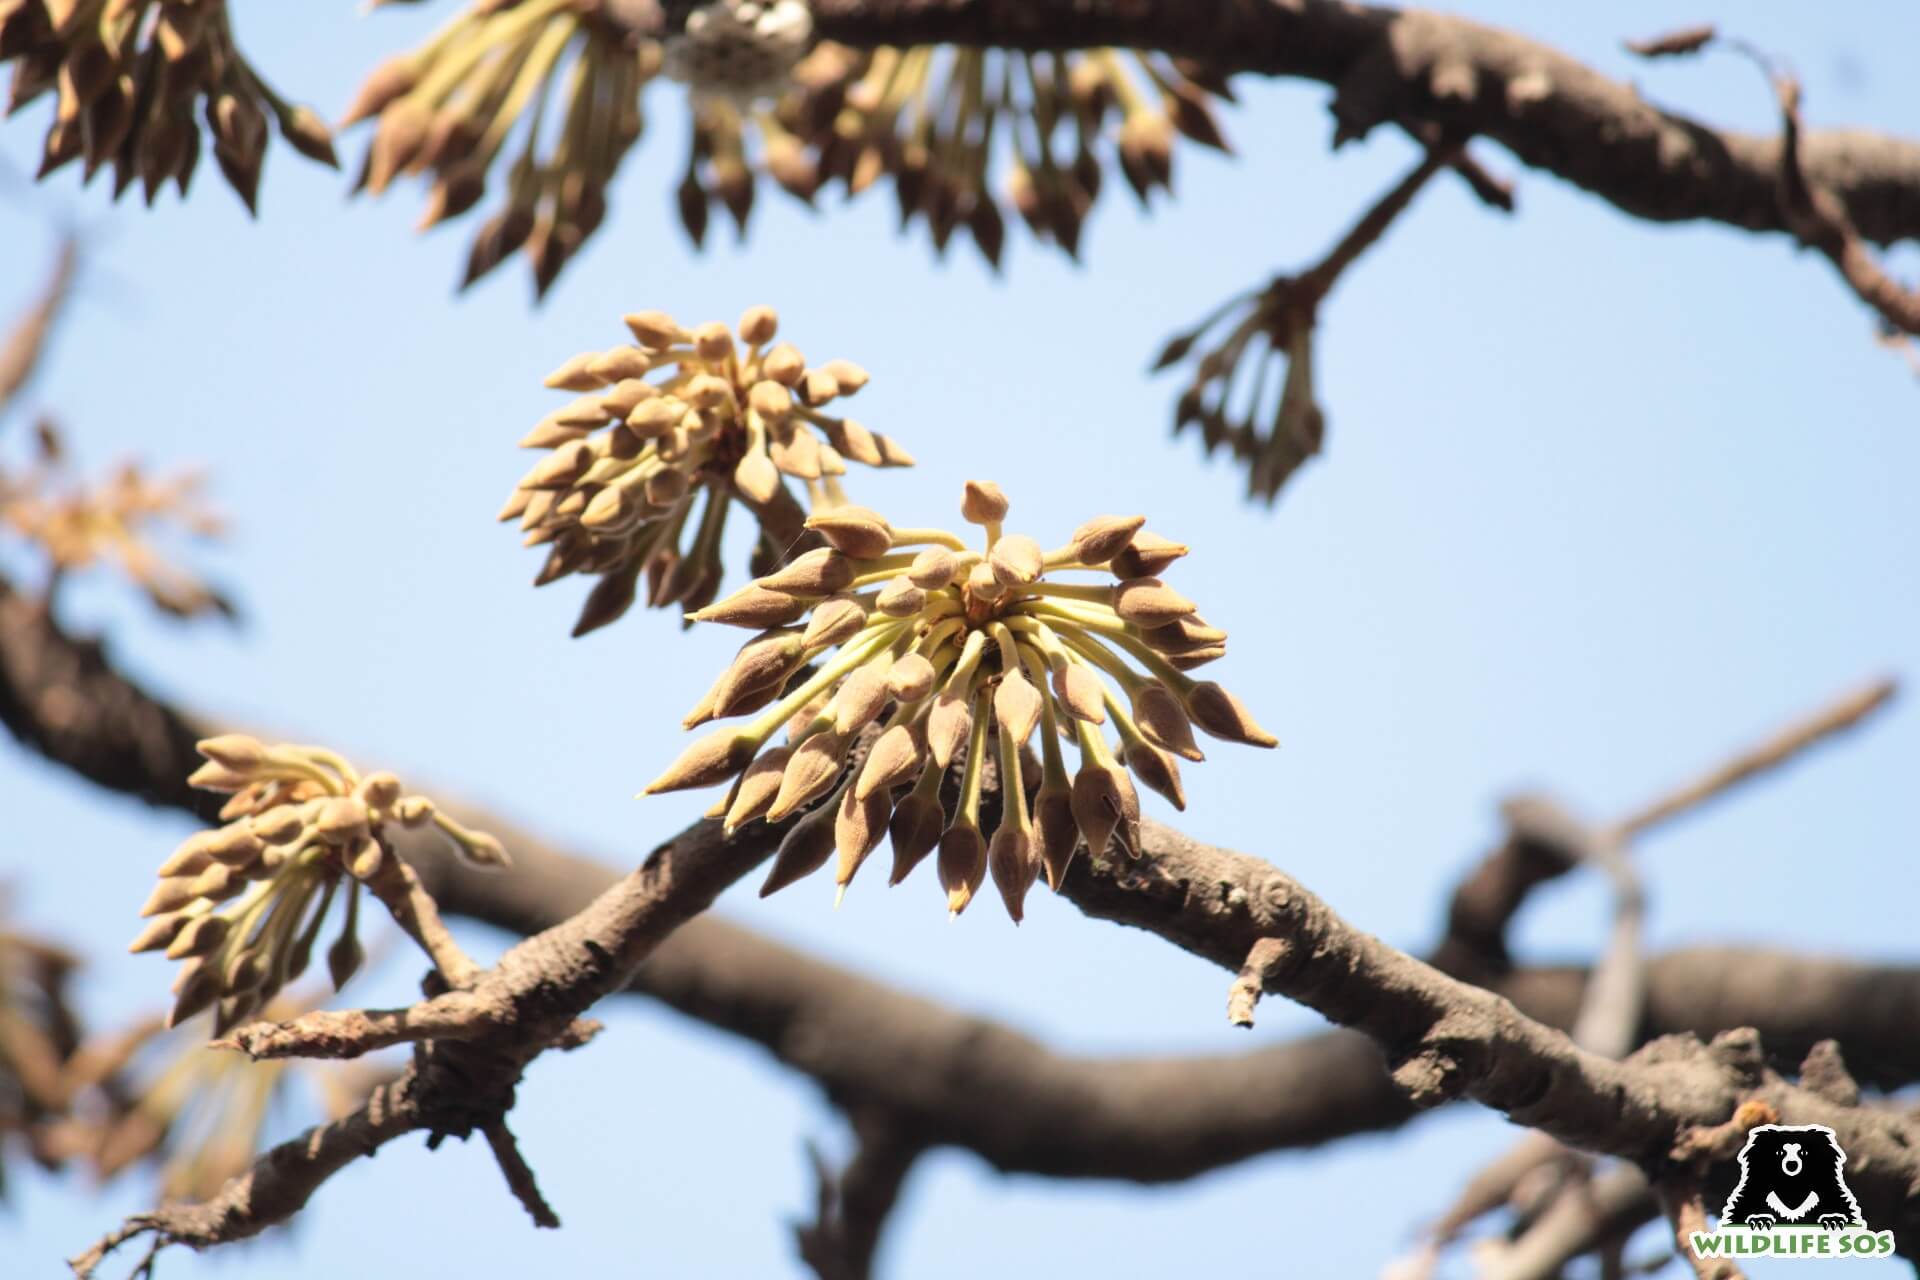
3 2 1916 1275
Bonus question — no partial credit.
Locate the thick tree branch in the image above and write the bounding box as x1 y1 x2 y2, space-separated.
6 591 1918 1198
805 2 1920 250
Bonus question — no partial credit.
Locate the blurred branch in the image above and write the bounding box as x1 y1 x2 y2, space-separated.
794 1114 925 1280
1435 675 1897 979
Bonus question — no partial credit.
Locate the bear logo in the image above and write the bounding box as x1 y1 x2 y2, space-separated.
1721 1124 1864 1232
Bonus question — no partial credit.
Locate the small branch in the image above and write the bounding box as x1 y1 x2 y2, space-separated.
795 1116 925 1280
1478 1164 1655 1280
214 993 489 1061
69 1073 422 1277
1656 1174 1745 1280
1612 675 1896 841
363 856 483 989
484 1119 561 1230
1295 143 1458 306
1226 937 1290 1028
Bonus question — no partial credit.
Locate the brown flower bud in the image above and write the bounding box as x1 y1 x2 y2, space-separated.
800 369 840 407
819 359 869 395
250 806 305 845
806 506 893 559
598 378 657 419
165 912 229 961
993 668 1043 744
887 788 946 885
938 821 989 917
1051 662 1108 723
733 450 782 504
1124 740 1186 810
1067 515 1148 565
802 595 869 649
693 584 808 629
313 797 371 842
960 480 1009 525
831 661 893 736
768 731 850 821
827 418 884 467
624 311 685 349
738 305 779 346
586 347 654 384
1112 531 1188 578
1184 682 1278 747
167 960 221 1027
875 575 926 617
1070 762 1126 858
762 343 806 385
187 761 252 792
759 547 854 595
157 836 214 879
356 772 404 811
833 784 892 894
760 796 838 897
185 863 242 903
926 688 974 769
907 547 957 589
1032 779 1079 890
988 533 1043 586
139 876 199 918
1132 683 1203 761
1167 647 1226 671
626 397 683 436
127 913 188 955
965 562 1005 603
644 731 759 794
196 734 267 774
747 379 792 420
1113 577 1197 627
714 631 805 717
693 321 733 363
543 352 605 392
326 930 364 991
724 746 792 831
854 721 923 800
886 653 936 702
988 826 1037 923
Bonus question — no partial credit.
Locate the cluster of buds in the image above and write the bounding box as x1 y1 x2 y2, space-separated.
129 737 507 1037
346 0 653 297
84 993 372 1205
503 304 911 635
662 0 812 101
646 482 1274 922
769 46 1232 266
0 0 336 210
1153 275 1325 504
0 421 235 620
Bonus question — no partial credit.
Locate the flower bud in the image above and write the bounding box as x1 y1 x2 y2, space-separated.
760 798 838 897
802 595 869 649
645 731 760 795
1032 779 1079 890
1132 683 1203 761
1111 531 1188 578
833 785 892 895
1185 682 1278 748
724 746 792 831
875 575 925 617
768 731 850 821
738 305 779 346
993 669 1043 744
907 547 957 589
988 533 1043 586
806 506 893 559
988 826 1037 923
886 653 936 702
938 821 988 917
1068 515 1147 565
195 734 268 774
1112 577 1197 627
960 480 1009 525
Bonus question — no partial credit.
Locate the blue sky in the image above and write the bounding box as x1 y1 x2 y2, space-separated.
3 1 1916 1275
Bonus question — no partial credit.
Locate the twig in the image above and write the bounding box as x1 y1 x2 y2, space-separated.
1611 676 1896 841
1656 1174 1745 1280
363 856 483 989
484 1118 561 1229
0 236 78 422
1226 937 1289 1027
794 1115 925 1280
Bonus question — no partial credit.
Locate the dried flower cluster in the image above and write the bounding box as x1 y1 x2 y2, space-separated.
345 0 1234 291
347 0 661 296
1154 276 1326 504
129 737 507 1036
0 907 81 1194
504 304 911 635
0 422 234 619
0 0 336 210
646 482 1274 921
85 995 375 1205
775 46 1233 266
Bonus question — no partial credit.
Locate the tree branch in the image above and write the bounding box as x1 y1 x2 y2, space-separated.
804 2 1920 250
